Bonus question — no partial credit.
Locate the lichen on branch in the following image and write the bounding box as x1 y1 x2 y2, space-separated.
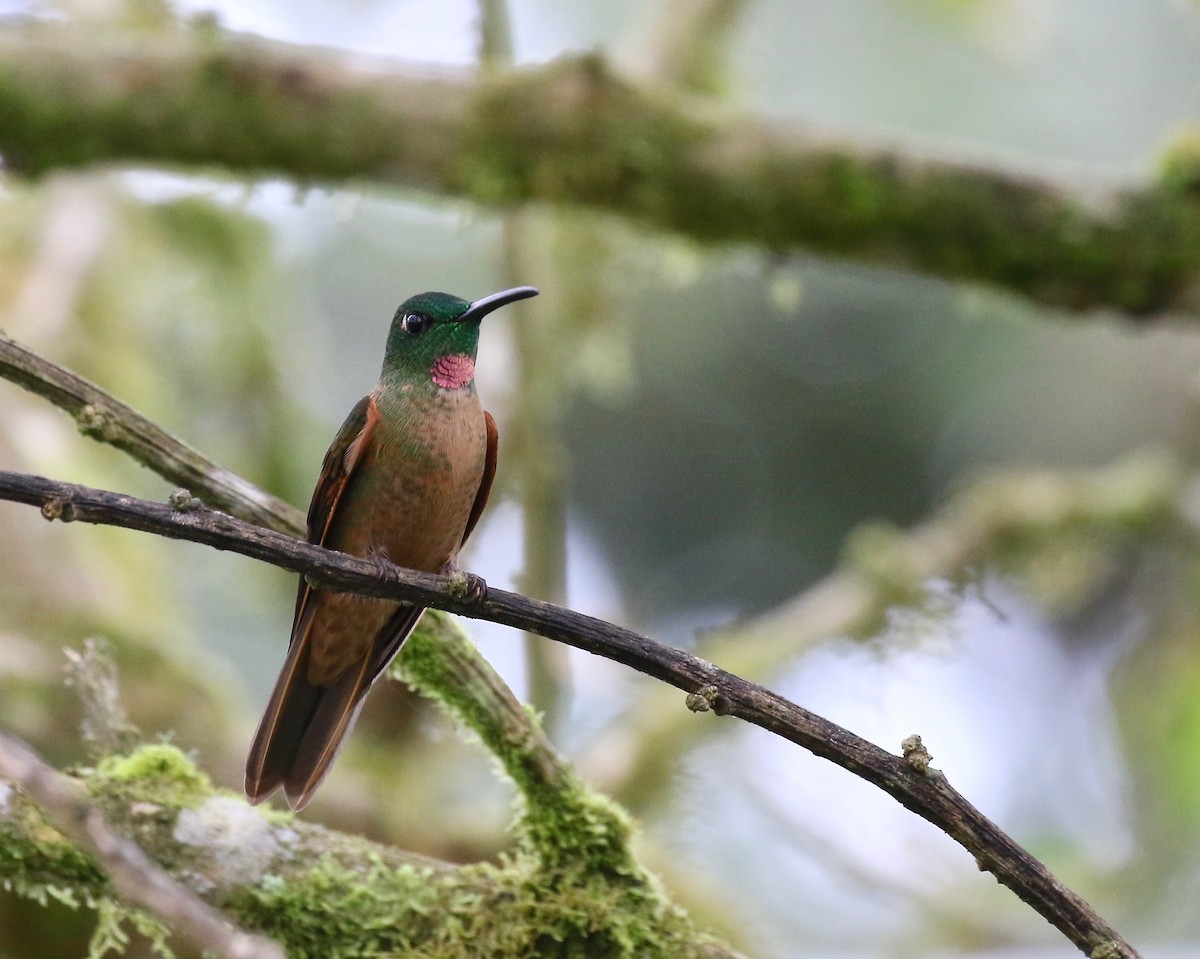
0 24 1198 316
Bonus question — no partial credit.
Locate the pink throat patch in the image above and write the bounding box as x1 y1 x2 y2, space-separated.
430 354 475 390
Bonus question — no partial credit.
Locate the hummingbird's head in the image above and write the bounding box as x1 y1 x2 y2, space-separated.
382 286 538 389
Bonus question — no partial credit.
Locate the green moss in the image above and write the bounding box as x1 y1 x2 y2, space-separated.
0 791 116 953
230 855 442 958
91 743 212 809
372 613 725 957
88 897 173 959
459 57 706 216
229 847 716 959
0 824 105 910
399 614 641 874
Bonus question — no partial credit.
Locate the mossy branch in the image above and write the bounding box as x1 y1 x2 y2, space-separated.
0 333 1155 956
0 469 1151 959
0 735 734 959
1 23 1200 316
0 734 284 959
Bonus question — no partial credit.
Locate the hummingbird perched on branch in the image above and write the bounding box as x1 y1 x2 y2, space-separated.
245 285 538 811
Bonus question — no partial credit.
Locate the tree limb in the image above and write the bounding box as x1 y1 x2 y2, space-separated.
0 731 285 959
0 467 1147 959
0 330 302 534
0 306 1154 953
3 731 740 958
1 23 1199 316
595 452 1180 809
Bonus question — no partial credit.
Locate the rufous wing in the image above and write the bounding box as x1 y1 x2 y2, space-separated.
346 407 498 699
460 409 498 546
245 394 379 806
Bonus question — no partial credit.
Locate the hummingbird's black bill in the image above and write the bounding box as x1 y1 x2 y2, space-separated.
460 286 539 323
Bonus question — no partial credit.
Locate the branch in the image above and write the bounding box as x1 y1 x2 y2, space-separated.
63 636 140 760
0 330 302 534
4 735 741 958
0 331 1152 953
596 452 1181 809
0 732 285 959
0 468 1146 959
1 23 1199 315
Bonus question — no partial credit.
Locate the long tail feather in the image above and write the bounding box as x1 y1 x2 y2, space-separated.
246 605 426 810
245 629 318 805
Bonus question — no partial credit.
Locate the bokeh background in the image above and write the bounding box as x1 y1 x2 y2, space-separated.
2 1 1200 956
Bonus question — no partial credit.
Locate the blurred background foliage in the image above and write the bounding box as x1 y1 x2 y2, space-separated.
2 0 1200 957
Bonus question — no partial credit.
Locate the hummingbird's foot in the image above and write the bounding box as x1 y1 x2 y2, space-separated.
444 566 488 603
366 548 398 584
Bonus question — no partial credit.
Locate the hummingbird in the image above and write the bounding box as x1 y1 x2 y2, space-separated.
245 285 538 811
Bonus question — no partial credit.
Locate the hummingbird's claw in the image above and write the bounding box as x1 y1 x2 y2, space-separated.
366 549 397 584
462 571 488 602
446 569 488 603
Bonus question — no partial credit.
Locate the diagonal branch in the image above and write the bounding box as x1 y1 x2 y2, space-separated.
0 336 1155 953
0 331 302 533
0 468 1146 959
595 452 1181 809
1 24 1199 316
0 731 285 959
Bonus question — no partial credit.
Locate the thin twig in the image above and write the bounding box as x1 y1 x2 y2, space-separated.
0 468 1146 959
63 637 140 760
0 331 302 534
0 731 285 959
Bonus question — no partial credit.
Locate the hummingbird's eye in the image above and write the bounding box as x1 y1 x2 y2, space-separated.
401 313 429 336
